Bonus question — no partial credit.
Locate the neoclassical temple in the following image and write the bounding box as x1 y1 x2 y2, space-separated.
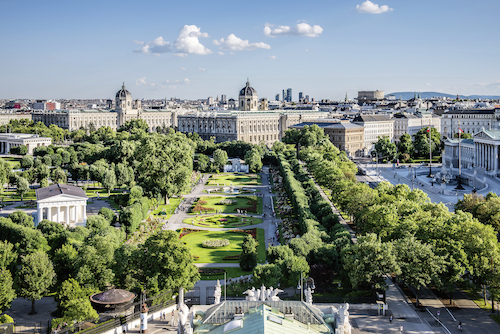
36 184 88 226
443 129 500 187
0 133 52 154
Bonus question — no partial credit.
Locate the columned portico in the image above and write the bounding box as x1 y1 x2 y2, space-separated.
36 184 88 227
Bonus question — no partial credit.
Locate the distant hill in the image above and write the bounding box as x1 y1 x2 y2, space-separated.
387 92 500 101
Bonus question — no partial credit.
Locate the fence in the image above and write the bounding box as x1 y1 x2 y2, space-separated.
13 322 44 334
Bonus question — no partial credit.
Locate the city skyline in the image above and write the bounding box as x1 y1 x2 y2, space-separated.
1 0 500 100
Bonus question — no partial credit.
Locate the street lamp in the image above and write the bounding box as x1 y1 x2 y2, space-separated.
297 273 315 302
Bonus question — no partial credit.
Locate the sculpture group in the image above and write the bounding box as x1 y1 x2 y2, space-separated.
242 285 284 301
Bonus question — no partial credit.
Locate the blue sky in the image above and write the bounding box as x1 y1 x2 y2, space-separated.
1 0 500 101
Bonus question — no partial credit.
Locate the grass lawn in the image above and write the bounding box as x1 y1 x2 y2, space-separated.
198 267 253 281
85 188 122 198
461 288 492 311
1 189 37 202
150 197 182 220
189 196 262 215
2 157 21 169
183 214 262 228
206 173 261 186
491 315 500 325
182 228 265 263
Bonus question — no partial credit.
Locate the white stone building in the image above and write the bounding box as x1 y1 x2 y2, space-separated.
393 113 442 142
353 114 394 155
441 108 500 138
0 133 52 154
36 184 88 226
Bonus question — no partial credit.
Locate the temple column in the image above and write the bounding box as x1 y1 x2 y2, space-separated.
37 207 43 225
65 206 70 225
73 205 77 223
82 205 86 223
56 206 60 223
495 145 498 173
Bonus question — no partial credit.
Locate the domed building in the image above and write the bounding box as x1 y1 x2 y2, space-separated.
238 79 259 111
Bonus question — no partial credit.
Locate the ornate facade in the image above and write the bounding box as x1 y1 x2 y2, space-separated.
32 83 176 132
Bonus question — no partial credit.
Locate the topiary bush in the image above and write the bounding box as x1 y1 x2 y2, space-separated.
202 239 230 248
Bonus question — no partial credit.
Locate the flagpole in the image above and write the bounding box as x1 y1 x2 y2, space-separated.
428 121 432 177
455 121 465 190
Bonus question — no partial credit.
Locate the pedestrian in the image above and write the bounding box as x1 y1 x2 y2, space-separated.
389 315 393 323
458 321 462 331
400 325 403 333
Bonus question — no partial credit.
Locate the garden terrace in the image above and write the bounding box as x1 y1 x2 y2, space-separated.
183 214 262 228
189 196 262 215
206 173 261 186
179 228 265 263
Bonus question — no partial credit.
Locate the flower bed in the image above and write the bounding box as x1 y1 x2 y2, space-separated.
179 228 202 239
198 268 225 275
230 228 257 239
193 203 215 212
202 238 230 248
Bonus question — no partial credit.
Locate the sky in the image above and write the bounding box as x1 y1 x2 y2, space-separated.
1 0 500 101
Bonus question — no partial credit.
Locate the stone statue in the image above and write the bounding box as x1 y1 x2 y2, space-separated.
243 287 257 301
214 280 222 305
260 285 267 301
335 303 351 334
305 287 313 305
177 303 190 334
269 288 283 301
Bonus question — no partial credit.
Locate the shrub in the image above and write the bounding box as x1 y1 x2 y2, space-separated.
202 239 230 248
223 255 240 260
0 314 14 324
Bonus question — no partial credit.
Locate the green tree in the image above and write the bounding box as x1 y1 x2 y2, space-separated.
213 149 228 171
138 231 199 295
374 136 397 162
393 236 445 306
16 251 56 314
102 168 117 196
0 240 17 268
244 148 263 173
195 154 210 172
136 132 194 204
239 235 258 271
51 167 67 184
15 176 29 201
20 155 34 169
414 127 440 158
397 133 414 156
0 268 16 313
344 233 400 290
453 132 473 139
252 264 281 287
8 211 34 228
55 278 98 325
98 207 115 222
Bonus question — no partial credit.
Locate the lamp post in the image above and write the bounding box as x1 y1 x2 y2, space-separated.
297 273 315 302
427 124 433 177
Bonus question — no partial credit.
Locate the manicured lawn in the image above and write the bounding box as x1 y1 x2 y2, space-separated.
182 228 265 263
183 214 262 228
206 173 261 186
1 189 37 202
2 157 21 169
189 196 262 215
151 197 182 220
461 288 492 311
85 188 122 198
197 267 252 281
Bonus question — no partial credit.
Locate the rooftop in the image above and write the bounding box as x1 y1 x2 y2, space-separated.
36 184 88 201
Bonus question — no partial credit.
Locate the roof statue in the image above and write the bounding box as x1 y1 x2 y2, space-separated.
214 280 222 305
243 285 283 302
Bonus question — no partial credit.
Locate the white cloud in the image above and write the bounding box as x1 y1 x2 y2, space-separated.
213 34 270 51
133 36 171 54
198 68 206 72
356 1 393 14
180 67 186 71
175 25 212 55
218 51 225 55
268 55 276 59
136 77 190 90
134 25 211 56
264 23 323 37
